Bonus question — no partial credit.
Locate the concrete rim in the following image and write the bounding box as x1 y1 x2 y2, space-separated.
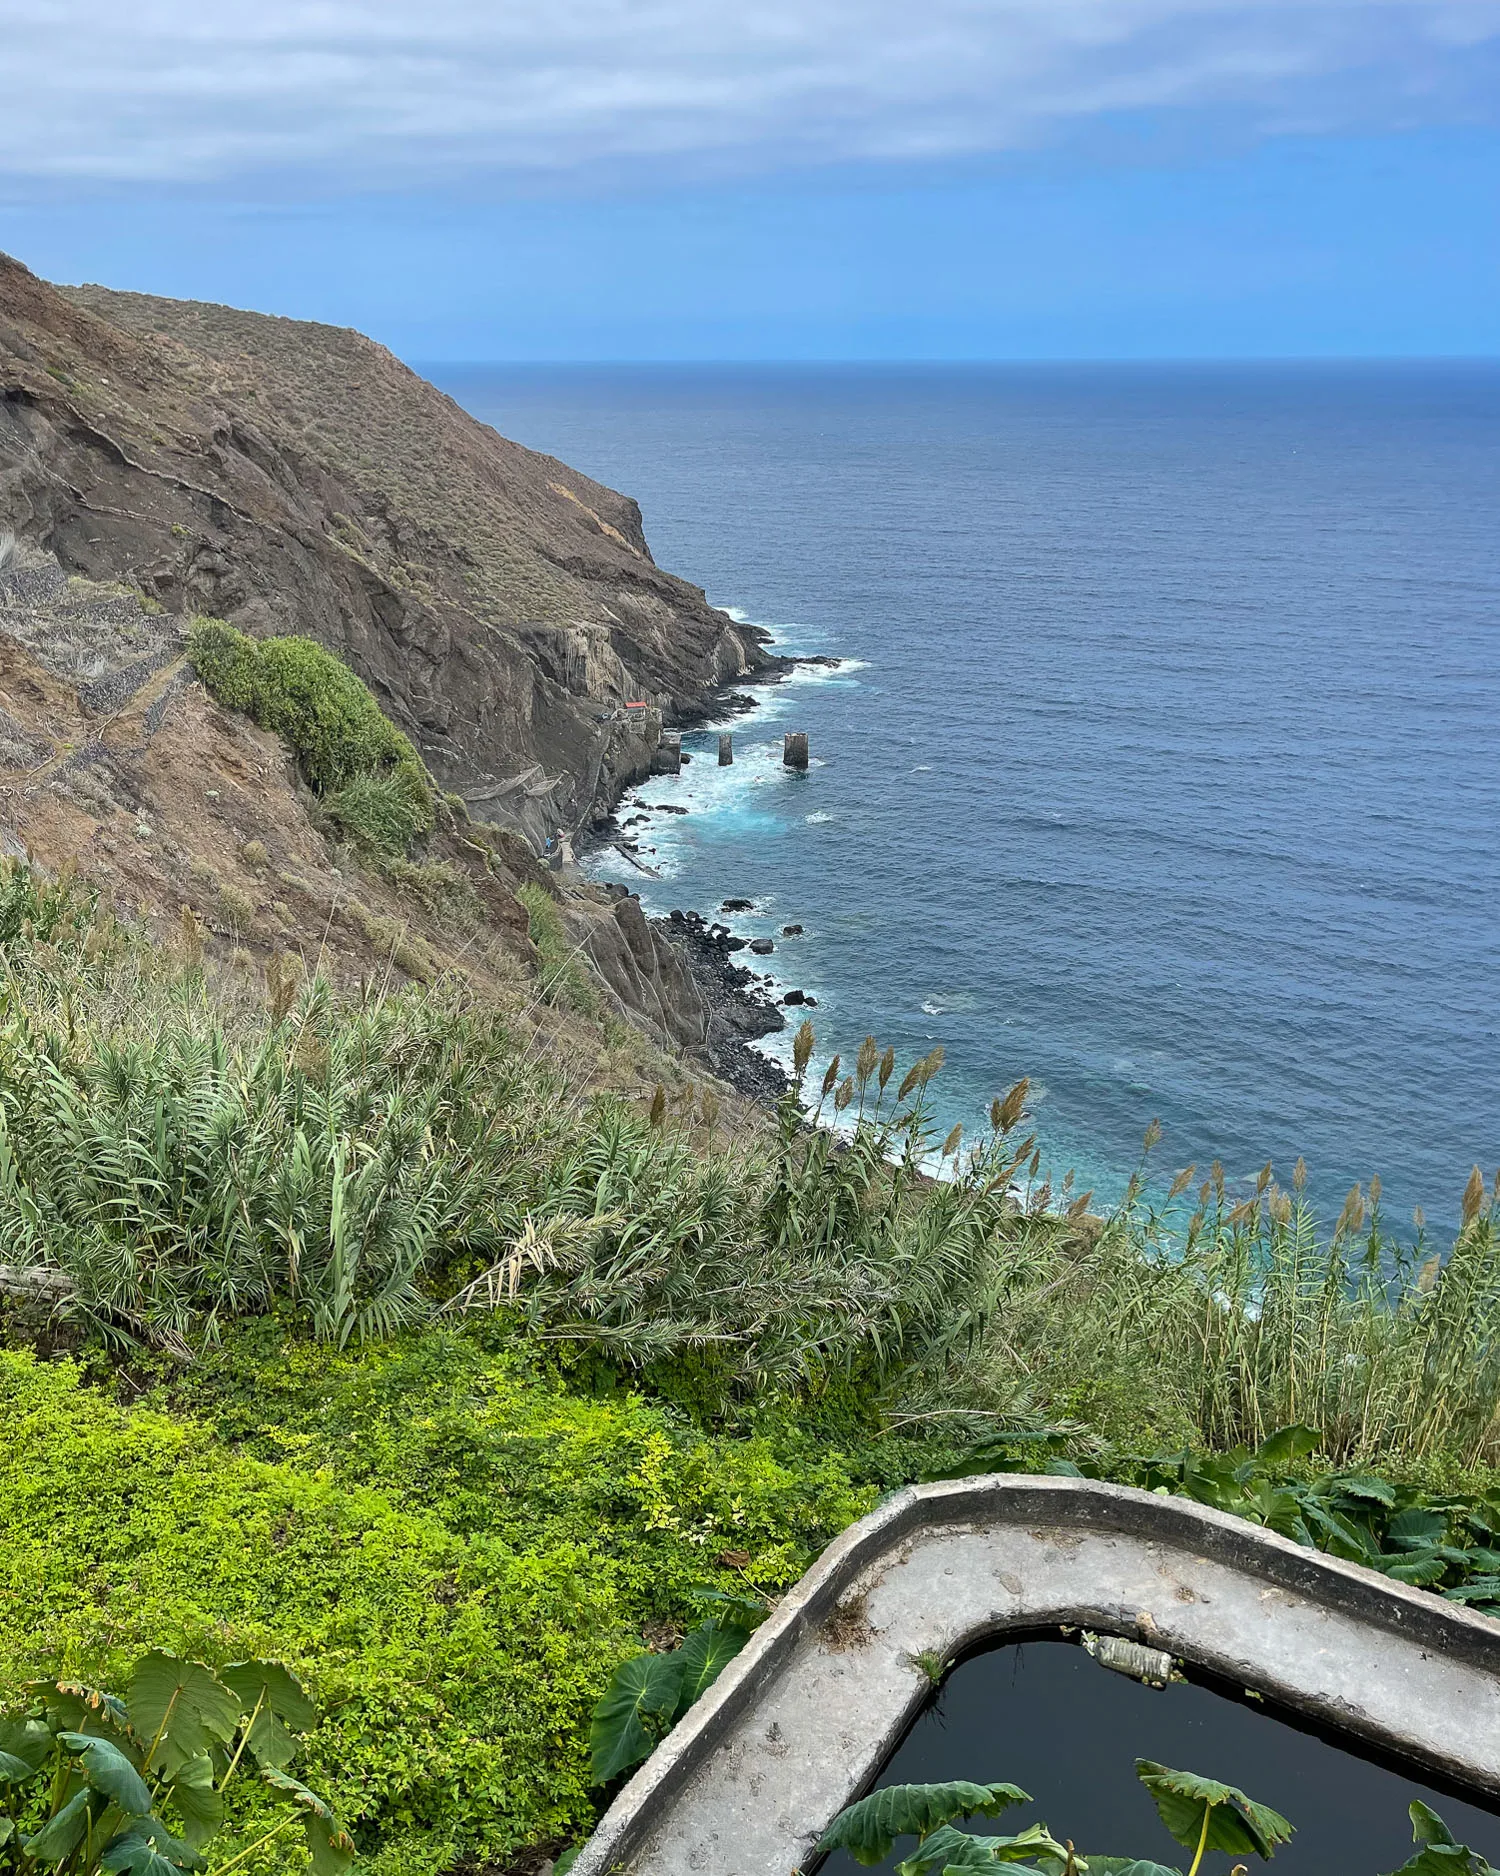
572 1475 1500 1875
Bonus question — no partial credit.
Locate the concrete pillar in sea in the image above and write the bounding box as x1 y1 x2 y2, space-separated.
718 733 733 766
651 732 682 775
783 731 809 770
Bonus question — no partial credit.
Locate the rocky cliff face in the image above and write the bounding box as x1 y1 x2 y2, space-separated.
0 255 759 1066
0 254 774 838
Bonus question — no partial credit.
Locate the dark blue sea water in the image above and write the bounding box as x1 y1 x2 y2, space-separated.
435 364 1500 1237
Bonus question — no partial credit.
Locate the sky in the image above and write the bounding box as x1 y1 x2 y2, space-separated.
2 1 1498 359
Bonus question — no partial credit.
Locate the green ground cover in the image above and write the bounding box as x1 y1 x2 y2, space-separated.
0 1332 883 1874
4 834 1500 1871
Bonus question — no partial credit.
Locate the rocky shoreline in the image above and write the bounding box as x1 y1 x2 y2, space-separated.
654 909 792 1100
582 653 842 1101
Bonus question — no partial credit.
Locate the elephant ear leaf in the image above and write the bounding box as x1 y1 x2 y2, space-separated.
1255 1425 1321 1468
24 1787 96 1863
1135 1763 1292 1859
0 1716 52 1781
220 1660 317 1770
894 1823 1001 1874
98 1819 206 1874
897 1821 1072 1874
163 1755 224 1848
260 1768 356 1876
1084 1863 1185 1875
816 1781 1031 1866
1412 1804 1460 1848
589 1652 687 1785
34 1680 133 1746
673 1621 752 1719
59 1732 154 1817
1380 1803 1498 1876
128 1655 240 1776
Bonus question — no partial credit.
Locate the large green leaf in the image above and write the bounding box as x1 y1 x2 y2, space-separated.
1380 1803 1498 1876
1255 1425 1321 1467
816 1781 1031 1866
1386 1509 1449 1552
98 1841 186 1876
1084 1862 1184 1875
1330 1474 1400 1509
896 1821 1072 1874
259 1768 356 1876
220 1660 317 1771
1380 1550 1452 1587
1443 1577 1500 1604
673 1621 752 1719
588 1652 686 1785
1135 1762 1292 1860
59 1731 154 1817
34 1680 134 1747
99 1819 207 1874
896 1826 1005 1874
163 1754 225 1848
1300 1499 1379 1564
0 1716 51 1780
23 1787 96 1863
127 1654 240 1775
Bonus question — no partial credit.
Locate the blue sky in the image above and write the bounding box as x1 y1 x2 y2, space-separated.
2 1 1497 359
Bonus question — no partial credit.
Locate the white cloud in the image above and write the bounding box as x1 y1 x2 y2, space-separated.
3 0 1499 189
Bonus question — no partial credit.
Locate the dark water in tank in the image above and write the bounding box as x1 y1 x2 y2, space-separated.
433 363 1500 1236
813 1634 1500 1874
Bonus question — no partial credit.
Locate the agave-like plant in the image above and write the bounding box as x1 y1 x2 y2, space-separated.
0 1650 353 1875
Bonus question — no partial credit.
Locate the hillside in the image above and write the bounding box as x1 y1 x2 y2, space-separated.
0 255 773 837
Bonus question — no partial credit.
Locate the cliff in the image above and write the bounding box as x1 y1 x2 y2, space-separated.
0 254 774 838
0 255 766 1063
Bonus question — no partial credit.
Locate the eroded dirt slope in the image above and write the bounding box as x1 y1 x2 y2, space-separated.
0 254 772 836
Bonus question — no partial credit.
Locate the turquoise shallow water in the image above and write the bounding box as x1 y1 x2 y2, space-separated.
436 363 1500 1235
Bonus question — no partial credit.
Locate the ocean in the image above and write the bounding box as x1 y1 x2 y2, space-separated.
435 363 1500 1238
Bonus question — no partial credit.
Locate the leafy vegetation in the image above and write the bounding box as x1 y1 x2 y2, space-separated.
6 858 1500 1870
0 1649 350 1875
1128 1432 1500 1613
938 1421 1500 1612
515 882 601 1017
0 1337 874 1874
587 1606 758 1784
188 621 431 853
815 1762 1489 1876
917 1122 1500 1476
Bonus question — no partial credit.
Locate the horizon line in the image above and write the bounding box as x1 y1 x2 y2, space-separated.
414 352 1500 369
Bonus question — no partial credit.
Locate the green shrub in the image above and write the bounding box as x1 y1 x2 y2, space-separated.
0 1341 873 1875
515 881 599 1017
0 857 98 950
327 771 432 856
189 620 432 852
